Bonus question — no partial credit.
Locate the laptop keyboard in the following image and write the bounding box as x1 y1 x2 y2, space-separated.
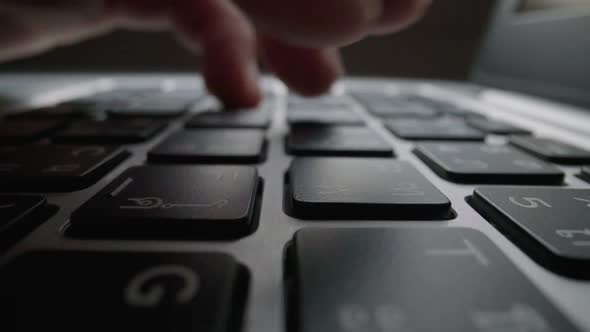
1 78 589 332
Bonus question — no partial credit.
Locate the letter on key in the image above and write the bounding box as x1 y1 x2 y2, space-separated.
470 187 590 279
0 251 248 331
70 165 260 239
287 228 582 332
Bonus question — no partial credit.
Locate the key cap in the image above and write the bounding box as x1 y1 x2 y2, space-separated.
285 158 451 220
0 145 129 191
0 251 248 332
5 105 105 121
470 187 590 279
186 110 271 129
467 118 531 135
0 119 64 143
581 166 590 183
509 136 590 164
70 165 261 239
54 119 165 144
149 130 266 164
386 118 486 141
287 110 364 126
0 195 48 251
107 96 197 118
287 228 582 332
288 95 352 109
353 92 440 118
286 125 393 157
415 143 564 184
366 101 439 118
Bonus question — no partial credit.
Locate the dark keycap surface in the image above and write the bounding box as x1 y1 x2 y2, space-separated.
415 143 564 184
510 136 590 164
0 119 64 143
581 166 590 183
54 119 165 143
149 130 266 164
467 118 531 135
286 125 393 157
288 228 581 332
0 145 128 191
365 101 439 118
0 251 248 332
288 95 352 110
0 195 47 251
5 105 105 121
470 187 590 279
386 118 486 141
285 158 451 220
287 110 364 126
187 110 270 129
107 98 193 118
70 165 260 239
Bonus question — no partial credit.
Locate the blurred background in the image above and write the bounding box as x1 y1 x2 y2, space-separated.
0 0 496 81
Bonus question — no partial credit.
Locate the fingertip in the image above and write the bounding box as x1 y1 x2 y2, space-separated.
260 37 344 97
204 60 263 108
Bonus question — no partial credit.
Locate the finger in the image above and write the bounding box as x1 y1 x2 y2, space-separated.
172 0 262 107
259 35 343 96
372 0 431 35
234 0 381 47
234 0 430 47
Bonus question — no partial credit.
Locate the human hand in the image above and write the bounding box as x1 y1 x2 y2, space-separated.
0 0 431 106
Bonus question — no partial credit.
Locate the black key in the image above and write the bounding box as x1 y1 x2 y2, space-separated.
285 158 451 220
70 165 261 239
386 118 486 141
0 195 48 251
288 95 352 109
0 251 248 332
149 130 266 164
287 110 364 126
186 110 270 129
366 101 439 118
54 119 165 144
470 187 590 279
467 118 531 135
0 145 129 191
107 97 196 118
286 125 393 157
353 92 439 118
0 119 64 143
288 228 582 332
415 143 564 184
510 136 590 164
5 105 105 121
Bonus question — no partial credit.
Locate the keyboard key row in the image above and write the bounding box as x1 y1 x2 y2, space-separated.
0 118 166 144
2 228 582 331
